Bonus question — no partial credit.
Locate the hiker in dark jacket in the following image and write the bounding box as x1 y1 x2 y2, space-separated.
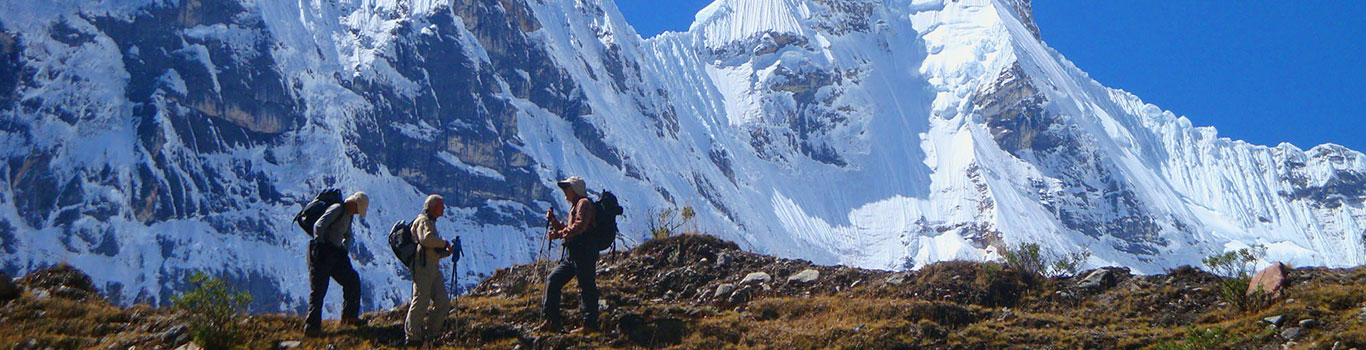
406 194 453 343
304 192 369 337
537 176 600 333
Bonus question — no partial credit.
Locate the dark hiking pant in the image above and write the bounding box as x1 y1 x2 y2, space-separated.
543 248 599 326
305 241 361 331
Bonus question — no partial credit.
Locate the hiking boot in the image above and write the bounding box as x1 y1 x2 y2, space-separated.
535 320 562 333
340 317 368 327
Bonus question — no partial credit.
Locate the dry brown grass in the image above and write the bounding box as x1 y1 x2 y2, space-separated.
4 242 1366 349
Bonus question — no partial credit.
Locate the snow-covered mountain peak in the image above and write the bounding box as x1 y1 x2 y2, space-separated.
692 0 813 48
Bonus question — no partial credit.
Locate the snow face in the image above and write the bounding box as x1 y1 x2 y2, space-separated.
1 0 1363 314
692 0 811 49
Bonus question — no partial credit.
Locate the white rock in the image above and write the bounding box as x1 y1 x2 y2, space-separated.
714 283 736 299
741 272 772 285
787 269 820 284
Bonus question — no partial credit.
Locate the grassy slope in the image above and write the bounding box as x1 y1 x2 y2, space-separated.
3 235 1366 350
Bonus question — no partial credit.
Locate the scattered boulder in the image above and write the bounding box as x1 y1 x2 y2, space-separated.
740 272 771 286
277 341 301 349
1264 315 1286 327
728 286 754 305
1248 262 1288 297
885 272 910 286
713 284 736 299
1074 268 1119 290
787 269 819 284
160 325 189 345
0 272 18 302
1279 327 1303 341
174 343 203 350
1298 319 1319 328
716 253 731 267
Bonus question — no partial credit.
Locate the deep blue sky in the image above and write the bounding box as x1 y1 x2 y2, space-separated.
618 1 1366 151
1032 2 1366 152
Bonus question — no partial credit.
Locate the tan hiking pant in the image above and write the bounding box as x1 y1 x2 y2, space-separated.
405 262 450 340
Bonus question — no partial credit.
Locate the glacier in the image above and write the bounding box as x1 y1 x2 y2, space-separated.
0 0 1362 315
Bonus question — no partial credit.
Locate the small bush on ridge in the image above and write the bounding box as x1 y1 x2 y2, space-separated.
171 271 253 350
1201 246 1271 312
1002 243 1092 277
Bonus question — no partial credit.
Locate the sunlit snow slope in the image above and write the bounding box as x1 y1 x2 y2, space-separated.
1 0 1362 313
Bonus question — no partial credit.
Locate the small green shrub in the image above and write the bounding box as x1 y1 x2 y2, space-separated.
1001 243 1091 277
1201 246 1265 280
1002 243 1045 275
171 271 253 350
649 206 696 240
1047 251 1091 277
1201 246 1270 312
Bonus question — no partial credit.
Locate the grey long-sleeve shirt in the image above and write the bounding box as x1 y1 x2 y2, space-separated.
313 203 354 248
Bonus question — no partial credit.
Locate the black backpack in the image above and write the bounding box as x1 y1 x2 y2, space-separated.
584 191 624 251
294 189 344 236
389 220 418 269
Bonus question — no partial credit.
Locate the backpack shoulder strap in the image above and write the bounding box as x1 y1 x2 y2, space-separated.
411 214 427 240
578 197 597 225
411 213 430 266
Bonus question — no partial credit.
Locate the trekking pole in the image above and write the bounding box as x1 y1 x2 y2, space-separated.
458 241 464 296
543 215 554 275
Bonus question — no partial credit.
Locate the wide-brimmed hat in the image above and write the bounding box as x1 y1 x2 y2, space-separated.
556 176 587 197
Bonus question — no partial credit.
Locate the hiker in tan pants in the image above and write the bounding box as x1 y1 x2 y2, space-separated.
406 194 453 343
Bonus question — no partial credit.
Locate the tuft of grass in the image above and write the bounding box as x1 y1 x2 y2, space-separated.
1297 284 1366 311
1151 327 1232 350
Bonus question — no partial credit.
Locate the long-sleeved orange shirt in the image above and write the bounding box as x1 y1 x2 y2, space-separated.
551 197 596 239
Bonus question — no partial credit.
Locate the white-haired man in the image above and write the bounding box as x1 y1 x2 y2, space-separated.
406 194 454 343
305 191 369 337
